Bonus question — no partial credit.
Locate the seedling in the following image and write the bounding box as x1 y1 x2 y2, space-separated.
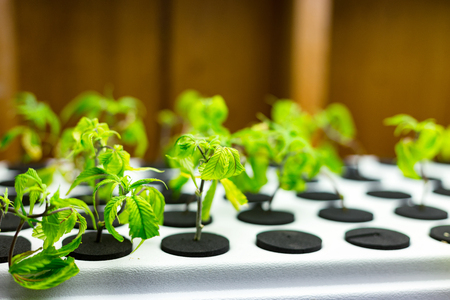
385 114 447 220
64 117 164 259
0 92 60 164
0 168 91 289
160 134 246 257
61 90 148 157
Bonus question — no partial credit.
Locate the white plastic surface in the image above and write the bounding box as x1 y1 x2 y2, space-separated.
1 156 450 299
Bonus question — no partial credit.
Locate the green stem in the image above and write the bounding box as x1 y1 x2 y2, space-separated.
194 180 205 241
322 170 345 209
420 161 428 207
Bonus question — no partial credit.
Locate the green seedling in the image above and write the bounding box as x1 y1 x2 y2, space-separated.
436 125 450 163
169 134 247 240
385 114 443 206
61 91 148 157
0 169 92 290
0 92 60 162
66 117 164 247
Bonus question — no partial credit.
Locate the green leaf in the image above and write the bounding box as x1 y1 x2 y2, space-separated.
130 178 167 190
67 167 112 194
121 119 148 157
395 140 421 179
104 195 127 242
21 128 42 161
10 251 79 290
126 195 160 241
220 178 247 210
42 214 66 248
202 180 217 221
175 89 202 120
0 126 26 150
56 212 86 257
140 187 165 225
200 146 245 180
323 103 356 140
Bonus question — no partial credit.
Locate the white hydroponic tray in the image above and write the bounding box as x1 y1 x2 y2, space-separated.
1 156 450 300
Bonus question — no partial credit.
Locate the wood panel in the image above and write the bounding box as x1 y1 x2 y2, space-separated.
329 0 450 157
0 0 18 161
14 0 164 160
168 0 292 132
291 0 333 114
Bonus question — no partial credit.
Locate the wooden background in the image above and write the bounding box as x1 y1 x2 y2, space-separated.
1 0 450 161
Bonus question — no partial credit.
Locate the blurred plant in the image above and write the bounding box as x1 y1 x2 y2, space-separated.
0 92 60 162
385 114 443 205
0 169 91 290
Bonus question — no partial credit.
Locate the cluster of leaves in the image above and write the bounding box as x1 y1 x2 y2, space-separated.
0 92 60 162
66 117 165 249
170 134 247 223
60 91 148 157
384 114 443 179
0 169 92 290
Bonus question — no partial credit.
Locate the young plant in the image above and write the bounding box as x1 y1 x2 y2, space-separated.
384 114 443 207
0 92 60 163
65 117 165 252
0 168 92 290
60 91 148 157
169 134 247 241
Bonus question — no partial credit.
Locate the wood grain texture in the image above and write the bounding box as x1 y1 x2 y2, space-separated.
329 0 450 157
168 0 291 132
0 0 18 161
291 0 333 114
14 0 163 160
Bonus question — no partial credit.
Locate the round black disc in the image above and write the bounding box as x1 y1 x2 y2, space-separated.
319 208 373 223
161 232 229 257
256 230 322 254
430 225 450 243
378 158 396 165
237 209 294 225
7 162 47 172
74 211 122 230
395 205 448 220
163 211 212 228
297 191 340 201
62 232 132 261
162 190 195 205
0 236 32 263
1 214 31 232
367 190 411 199
433 187 450 197
342 167 379 182
345 227 410 250
0 180 15 187
223 192 271 204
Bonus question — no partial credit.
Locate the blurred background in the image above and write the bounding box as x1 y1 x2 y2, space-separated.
1 0 450 161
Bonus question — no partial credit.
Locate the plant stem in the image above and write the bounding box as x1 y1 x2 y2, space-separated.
194 179 205 241
9 219 25 267
96 222 104 243
268 185 280 211
420 161 429 207
322 170 346 210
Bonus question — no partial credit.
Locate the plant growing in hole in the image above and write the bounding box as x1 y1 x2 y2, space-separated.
0 169 92 289
65 117 164 249
168 134 247 240
0 92 60 163
384 114 443 207
228 124 272 197
60 90 149 157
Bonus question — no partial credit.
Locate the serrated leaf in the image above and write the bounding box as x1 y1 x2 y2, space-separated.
141 187 165 225
220 178 247 210
67 167 111 194
104 196 127 242
202 180 217 221
127 195 160 241
200 146 245 180
396 140 421 179
10 253 79 290
130 178 167 190
42 213 66 248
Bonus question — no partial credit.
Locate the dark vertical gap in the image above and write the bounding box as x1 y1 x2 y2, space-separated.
159 0 172 109
268 0 293 100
